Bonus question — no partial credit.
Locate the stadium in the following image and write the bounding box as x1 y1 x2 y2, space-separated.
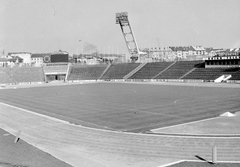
1 3 240 166
0 58 240 167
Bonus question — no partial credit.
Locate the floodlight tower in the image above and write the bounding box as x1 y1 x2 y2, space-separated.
116 12 146 62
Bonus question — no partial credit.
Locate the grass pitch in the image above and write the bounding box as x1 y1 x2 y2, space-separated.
0 82 239 132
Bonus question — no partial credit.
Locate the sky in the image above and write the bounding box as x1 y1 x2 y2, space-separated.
0 0 240 56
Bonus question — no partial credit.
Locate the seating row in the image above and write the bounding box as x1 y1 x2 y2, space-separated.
68 64 108 80
129 62 173 79
101 63 140 79
0 67 44 84
183 67 240 81
155 61 203 79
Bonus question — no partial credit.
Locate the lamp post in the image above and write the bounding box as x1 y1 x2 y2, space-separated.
78 40 82 56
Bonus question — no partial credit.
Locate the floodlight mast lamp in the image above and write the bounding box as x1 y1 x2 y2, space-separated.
116 12 141 62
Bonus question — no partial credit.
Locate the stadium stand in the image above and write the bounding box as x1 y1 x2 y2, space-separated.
0 68 13 84
0 67 44 84
101 63 140 80
1 61 240 84
183 67 240 81
124 63 146 79
230 68 240 80
68 64 108 80
98 63 111 80
155 61 203 79
129 62 173 79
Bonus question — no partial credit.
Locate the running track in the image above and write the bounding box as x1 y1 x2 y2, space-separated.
0 102 239 167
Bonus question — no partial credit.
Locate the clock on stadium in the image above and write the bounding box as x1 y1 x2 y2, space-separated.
43 55 51 63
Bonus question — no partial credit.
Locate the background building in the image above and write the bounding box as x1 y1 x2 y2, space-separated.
7 52 31 65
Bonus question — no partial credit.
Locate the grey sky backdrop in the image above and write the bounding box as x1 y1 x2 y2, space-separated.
1 0 240 55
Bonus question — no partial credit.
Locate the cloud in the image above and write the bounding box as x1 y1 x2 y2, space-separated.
230 40 240 48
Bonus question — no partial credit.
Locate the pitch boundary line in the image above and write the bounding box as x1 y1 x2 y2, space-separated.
1 102 240 139
151 116 220 131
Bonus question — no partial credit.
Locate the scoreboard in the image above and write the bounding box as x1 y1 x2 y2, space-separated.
43 53 69 63
51 54 68 63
